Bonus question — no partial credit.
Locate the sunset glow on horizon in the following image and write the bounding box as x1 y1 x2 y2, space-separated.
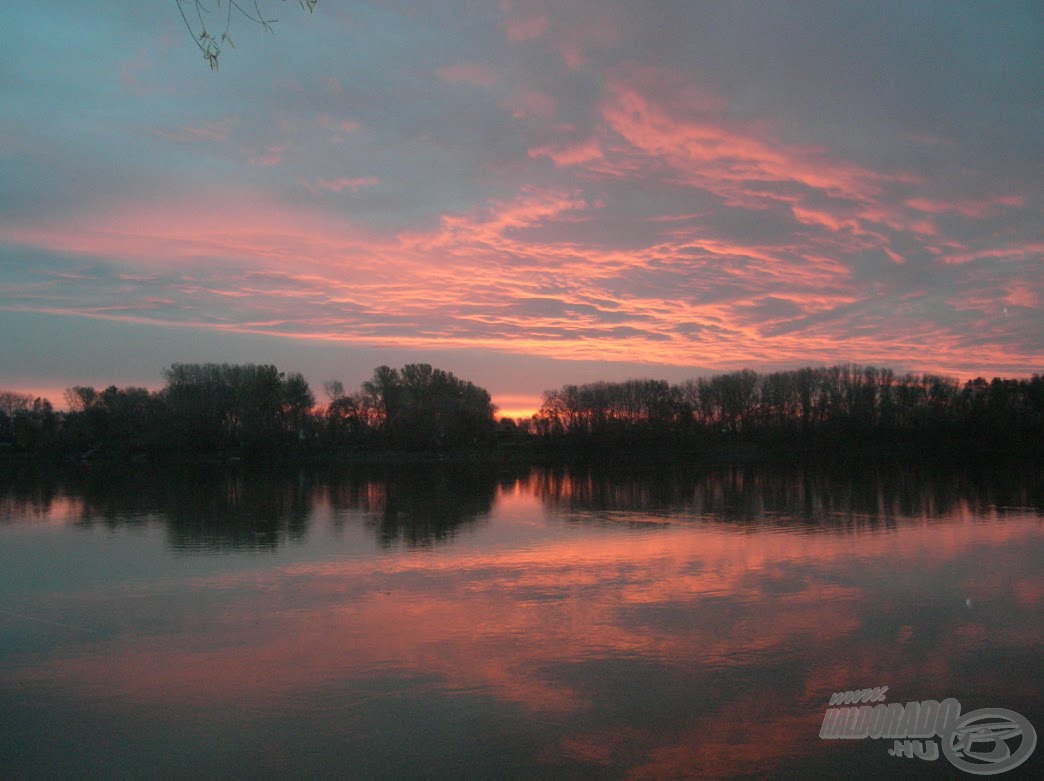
1 2 1040 407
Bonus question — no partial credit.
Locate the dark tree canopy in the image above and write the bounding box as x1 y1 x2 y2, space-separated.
162 363 315 453
531 365 1043 459
359 363 498 451
0 363 1040 464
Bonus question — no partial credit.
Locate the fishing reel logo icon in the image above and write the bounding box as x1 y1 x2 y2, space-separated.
942 708 1037 775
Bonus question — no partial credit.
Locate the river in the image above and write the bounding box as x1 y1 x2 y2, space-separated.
1 463 1040 778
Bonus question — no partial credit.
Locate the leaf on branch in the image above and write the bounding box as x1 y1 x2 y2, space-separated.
178 0 317 69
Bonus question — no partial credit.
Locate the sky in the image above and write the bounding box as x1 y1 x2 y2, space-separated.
1 1 1041 417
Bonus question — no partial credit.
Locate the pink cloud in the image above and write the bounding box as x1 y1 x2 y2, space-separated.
600 71 892 204
2 170 1040 381
500 1 549 41
883 247 905 265
249 144 287 167
313 176 379 193
905 194 1025 219
502 89 557 120
790 206 863 234
119 49 159 95
435 62 499 88
529 138 603 166
148 118 237 143
0 192 384 271
939 241 1044 265
1004 284 1039 309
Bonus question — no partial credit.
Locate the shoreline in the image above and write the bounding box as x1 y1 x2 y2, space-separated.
3 437 1040 471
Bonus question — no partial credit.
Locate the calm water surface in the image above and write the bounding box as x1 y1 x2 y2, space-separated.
1 464 1041 779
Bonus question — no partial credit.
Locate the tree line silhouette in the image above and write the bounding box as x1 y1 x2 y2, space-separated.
0 363 1040 463
0 362 496 462
526 366 1043 458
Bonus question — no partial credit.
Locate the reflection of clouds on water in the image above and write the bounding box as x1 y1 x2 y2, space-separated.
0 462 1041 778
5 508 1040 777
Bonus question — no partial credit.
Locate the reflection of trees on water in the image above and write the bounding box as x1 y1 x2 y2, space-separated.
0 464 499 551
161 471 313 551
532 463 1044 528
1 462 1039 548
318 465 497 548
0 467 312 551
